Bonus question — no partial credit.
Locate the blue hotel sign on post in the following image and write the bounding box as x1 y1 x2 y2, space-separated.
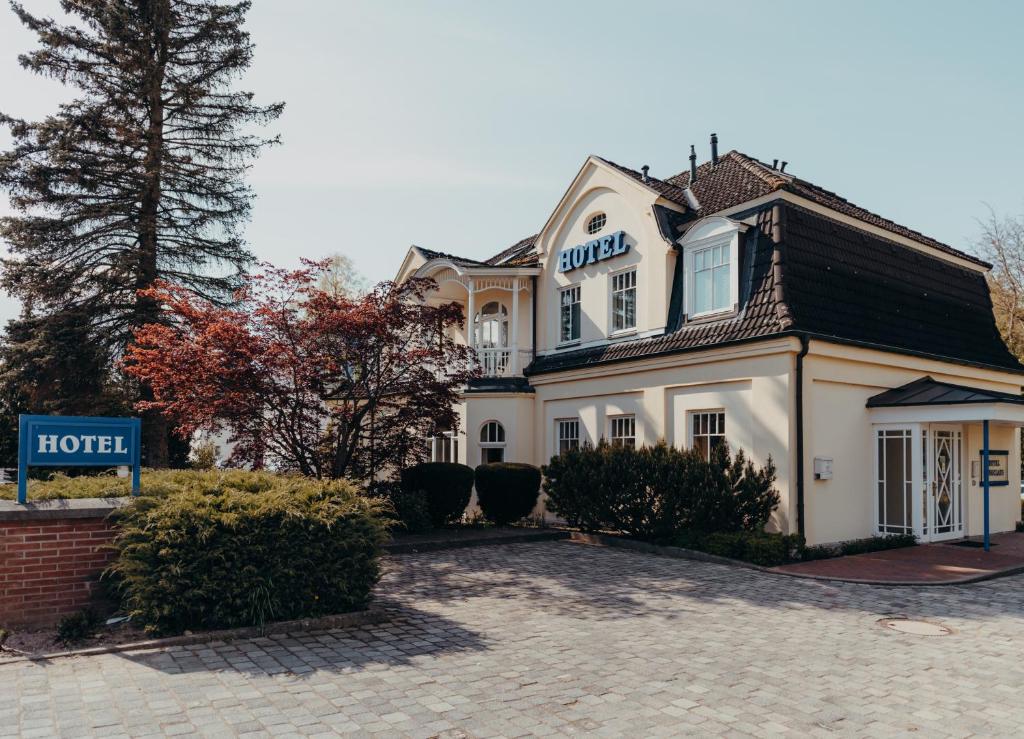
558 230 629 272
17 415 141 504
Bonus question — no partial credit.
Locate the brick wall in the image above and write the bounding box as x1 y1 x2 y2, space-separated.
0 500 124 628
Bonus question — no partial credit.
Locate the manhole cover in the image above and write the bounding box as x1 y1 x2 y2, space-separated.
878 617 952 636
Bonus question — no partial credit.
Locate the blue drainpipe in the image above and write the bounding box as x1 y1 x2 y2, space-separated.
982 419 991 552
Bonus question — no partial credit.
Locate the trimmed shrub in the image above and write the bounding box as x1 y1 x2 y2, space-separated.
474 463 542 525
107 473 387 636
542 440 779 539
802 533 917 561
542 441 694 539
687 443 779 534
672 531 805 567
400 462 474 527
367 479 433 534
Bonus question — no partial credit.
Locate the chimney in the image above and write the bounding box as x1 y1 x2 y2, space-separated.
780 161 788 173
641 164 649 183
689 145 697 183
710 133 719 166
772 159 778 169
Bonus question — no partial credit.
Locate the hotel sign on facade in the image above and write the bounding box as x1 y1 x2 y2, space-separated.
557 230 629 272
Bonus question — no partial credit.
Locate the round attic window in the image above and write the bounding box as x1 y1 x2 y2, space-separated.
586 213 607 235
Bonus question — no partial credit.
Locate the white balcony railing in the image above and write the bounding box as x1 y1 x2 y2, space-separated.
477 347 530 377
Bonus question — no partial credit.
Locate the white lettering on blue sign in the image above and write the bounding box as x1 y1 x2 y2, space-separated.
37 434 127 455
18 414 142 504
557 230 629 273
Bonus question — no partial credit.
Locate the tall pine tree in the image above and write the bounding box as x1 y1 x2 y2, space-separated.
0 1 282 465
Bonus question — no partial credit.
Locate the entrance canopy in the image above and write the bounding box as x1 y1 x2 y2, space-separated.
867 376 1024 425
866 376 1024 551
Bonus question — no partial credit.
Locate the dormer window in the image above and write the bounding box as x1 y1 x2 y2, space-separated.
586 213 606 235
692 244 730 315
680 216 743 321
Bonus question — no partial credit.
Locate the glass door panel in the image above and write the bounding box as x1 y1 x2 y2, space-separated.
927 426 963 540
876 428 913 535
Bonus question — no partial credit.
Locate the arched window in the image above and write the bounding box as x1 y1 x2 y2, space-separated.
474 301 508 349
479 420 506 464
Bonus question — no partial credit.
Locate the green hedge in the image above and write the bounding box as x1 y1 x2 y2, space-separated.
474 463 541 525
671 531 805 567
367 479 433 534
107 473 387 635
400 462 474 527
801 533 917 560
542 441 779 540
0 468 289 501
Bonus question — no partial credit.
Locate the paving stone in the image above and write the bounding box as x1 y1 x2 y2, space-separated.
5 540 1024 737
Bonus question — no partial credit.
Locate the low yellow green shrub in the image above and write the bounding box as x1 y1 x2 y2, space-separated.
0 468 294 501
106 472 388 635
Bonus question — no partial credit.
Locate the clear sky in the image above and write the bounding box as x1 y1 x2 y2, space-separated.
2 0 1023 323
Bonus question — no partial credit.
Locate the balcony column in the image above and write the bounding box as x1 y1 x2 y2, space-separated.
466 278 475 350
510 278 520 374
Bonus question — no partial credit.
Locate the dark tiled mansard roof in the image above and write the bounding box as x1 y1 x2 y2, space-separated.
415 149 1019 373
527 202 1021 374
459 149 986 270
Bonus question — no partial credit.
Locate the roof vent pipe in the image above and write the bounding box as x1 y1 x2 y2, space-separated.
641 164 649 182
772 159 778 169
689 145 697 183
780 161 788 173
710 132 719 166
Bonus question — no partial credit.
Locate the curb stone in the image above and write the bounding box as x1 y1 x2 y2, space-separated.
569 532 1024 587
1 608 387 663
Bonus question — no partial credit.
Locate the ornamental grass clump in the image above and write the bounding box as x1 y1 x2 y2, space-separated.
106 472 387 636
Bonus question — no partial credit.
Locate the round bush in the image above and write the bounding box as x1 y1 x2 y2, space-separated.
366 479 433 534
474 463 541 525
400 462 474 527
107 472 387 635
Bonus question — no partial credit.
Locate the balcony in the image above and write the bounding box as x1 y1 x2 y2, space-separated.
477 347 531 377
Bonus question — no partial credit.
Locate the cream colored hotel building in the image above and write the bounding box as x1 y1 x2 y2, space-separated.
396 140 1024 546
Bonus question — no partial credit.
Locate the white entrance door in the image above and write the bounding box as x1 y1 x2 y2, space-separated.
924 425 964 541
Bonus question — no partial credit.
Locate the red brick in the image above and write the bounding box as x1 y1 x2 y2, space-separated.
24 533 60 543
6 543 43 553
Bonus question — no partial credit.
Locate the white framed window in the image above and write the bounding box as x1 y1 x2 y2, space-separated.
559 285 581 344
474 301 508 349
610 269 637 333
480 420 506 464
689 410 725 461
692 244 730 315
681 217 742 320
429 431 458 463
556 418 580 455
586 213 607 234
608 415 636 448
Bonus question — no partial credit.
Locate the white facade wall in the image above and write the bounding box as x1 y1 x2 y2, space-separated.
405 155 1024 545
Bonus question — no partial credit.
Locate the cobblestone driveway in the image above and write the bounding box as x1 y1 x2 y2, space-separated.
4 540 1024 737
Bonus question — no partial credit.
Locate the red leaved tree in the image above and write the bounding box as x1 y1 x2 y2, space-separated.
123 262 477 482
